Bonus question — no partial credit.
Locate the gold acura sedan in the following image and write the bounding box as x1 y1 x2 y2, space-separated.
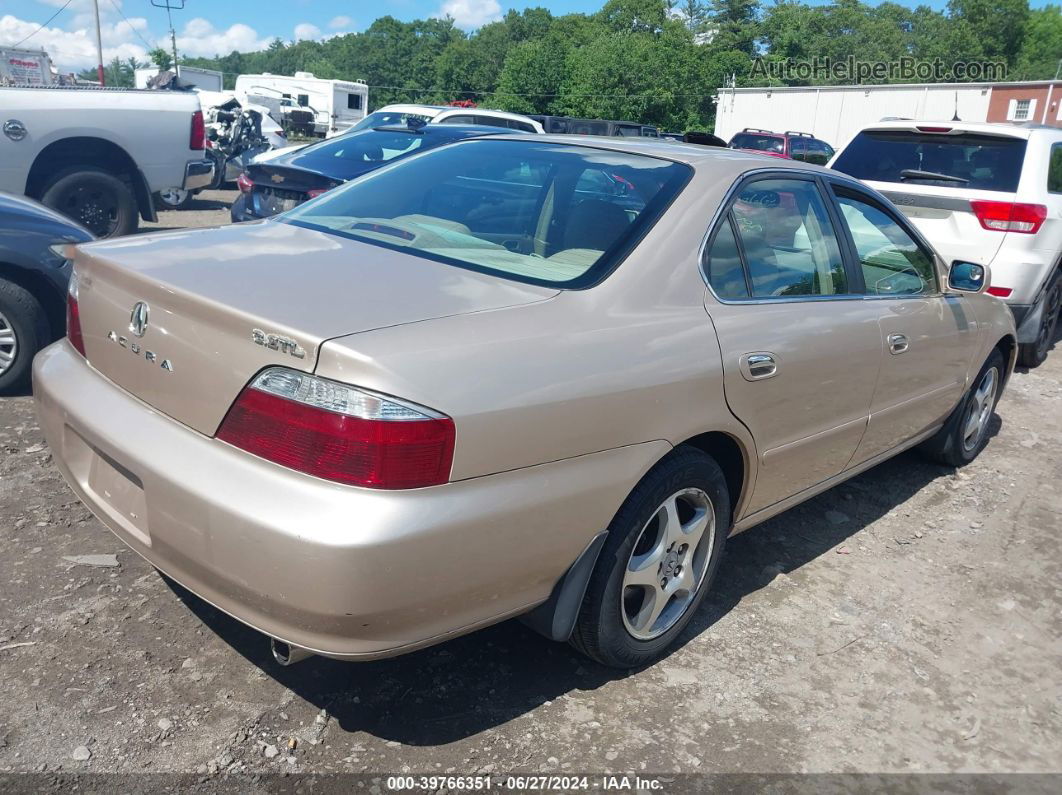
35 137 1015 668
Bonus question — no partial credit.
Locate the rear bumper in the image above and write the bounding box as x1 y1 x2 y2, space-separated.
33 342 662 660
182 158 214 191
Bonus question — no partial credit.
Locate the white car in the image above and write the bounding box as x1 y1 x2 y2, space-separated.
0 85 213 237
830 121 1062 367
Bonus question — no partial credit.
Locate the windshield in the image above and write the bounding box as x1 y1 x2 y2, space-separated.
831 131 1027 192
286 129 425 175
282 139 691 288
730 133 785 154
348 110 434 133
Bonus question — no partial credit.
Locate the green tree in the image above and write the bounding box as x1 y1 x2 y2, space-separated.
947 0 1030 66
148 47 172 71
1014 5 1062 79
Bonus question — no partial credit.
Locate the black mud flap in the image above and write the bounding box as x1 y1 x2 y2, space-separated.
520 531 607 642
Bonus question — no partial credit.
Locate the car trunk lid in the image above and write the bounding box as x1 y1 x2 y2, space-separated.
247 163 345 216
73 221 557 436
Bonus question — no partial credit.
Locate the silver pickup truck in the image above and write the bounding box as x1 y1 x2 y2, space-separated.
0 85 214 238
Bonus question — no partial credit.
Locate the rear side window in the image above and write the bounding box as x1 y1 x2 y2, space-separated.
832 131 1027 192
730 133 785 154
1049 144 1062 194
706 178 848 299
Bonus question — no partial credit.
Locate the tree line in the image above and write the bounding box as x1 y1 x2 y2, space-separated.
163 0 1061 131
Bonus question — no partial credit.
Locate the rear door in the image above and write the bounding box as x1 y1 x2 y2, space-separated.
827 182 979 465
703 173 883 514
830 127 1029 267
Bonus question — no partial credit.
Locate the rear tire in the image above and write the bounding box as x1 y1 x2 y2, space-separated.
919 349 1004 467
40 167 138 238
1017 271 1061 369
153 188 193 211
570 447 729 668
0 279 49 394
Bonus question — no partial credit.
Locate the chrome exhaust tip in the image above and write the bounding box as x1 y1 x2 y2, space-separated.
271 638 315 666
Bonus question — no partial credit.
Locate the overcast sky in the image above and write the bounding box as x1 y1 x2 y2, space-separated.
1 0 1054 74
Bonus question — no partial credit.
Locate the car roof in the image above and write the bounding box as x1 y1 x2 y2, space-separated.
850 119 1062 140
459 134 837 175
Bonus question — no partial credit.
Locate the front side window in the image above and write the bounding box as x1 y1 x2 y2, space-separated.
834 190 937 296
283 140 690 288
727 178 848 298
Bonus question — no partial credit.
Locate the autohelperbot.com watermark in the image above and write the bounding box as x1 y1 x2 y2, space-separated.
749 56 1008 83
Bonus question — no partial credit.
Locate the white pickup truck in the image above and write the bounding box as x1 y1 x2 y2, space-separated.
0 86 214 237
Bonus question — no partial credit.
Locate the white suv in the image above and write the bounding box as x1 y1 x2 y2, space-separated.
342 104 545 135
831 121 1062 367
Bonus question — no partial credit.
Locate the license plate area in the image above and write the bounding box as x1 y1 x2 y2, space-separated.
255 188 302 216
65 426 151 546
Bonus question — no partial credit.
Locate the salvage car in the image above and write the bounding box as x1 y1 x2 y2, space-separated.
230 124 518 222
0 192 93 392
35 139 1016 669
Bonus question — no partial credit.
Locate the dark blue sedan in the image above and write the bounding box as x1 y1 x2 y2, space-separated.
0 193 94 392
230 124 521 222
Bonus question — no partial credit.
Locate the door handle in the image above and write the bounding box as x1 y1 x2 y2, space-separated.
740 352 778 381
887 333 909 354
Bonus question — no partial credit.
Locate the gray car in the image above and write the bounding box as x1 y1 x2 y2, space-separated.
0 191 93 392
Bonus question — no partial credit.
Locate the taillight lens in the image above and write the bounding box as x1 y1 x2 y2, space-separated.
987 286 1013 298
190 110 205 150
236 172 254 193
970 200 1046 234
306 186 332 199
216 368 455 489
66 271 86 358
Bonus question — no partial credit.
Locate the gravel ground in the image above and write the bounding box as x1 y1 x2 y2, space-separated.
0 198 1059 778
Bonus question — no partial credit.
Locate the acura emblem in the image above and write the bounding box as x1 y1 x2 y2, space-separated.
129 302 149 338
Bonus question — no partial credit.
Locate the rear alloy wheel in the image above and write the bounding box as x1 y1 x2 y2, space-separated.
1018 272 1061 369
570 448 729 668
154 188 193 211
41 167 138 238
0 280 49 394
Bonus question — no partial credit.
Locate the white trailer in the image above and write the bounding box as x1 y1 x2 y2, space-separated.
234 72 368 136
714 82 994 151
0 47 55 86
134 65 224 92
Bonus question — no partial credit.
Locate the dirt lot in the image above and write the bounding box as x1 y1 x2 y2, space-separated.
0 197 1059 778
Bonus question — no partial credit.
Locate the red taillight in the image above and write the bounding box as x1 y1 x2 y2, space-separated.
66 276 86 358
915 125 953 133
306 187 332 199
970 200 1046 234
987 286 1013 298
216 368 455 489
190 110 205 150
236 172 254 193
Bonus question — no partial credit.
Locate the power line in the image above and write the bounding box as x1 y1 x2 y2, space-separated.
10 0 74 48
106 0 159 54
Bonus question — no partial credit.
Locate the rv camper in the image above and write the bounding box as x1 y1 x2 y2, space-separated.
234 72 368 137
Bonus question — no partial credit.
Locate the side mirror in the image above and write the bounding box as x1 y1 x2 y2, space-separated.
948 261 987 293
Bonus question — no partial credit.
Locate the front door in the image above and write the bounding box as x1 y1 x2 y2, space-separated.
703 174 883 514
828 185 978 464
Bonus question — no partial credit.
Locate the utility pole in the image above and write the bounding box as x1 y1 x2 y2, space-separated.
152 1 185 78
92 0 105 85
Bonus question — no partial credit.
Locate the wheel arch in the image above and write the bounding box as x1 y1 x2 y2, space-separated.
675 430 749 524
0 262 65 342
25 137 155 222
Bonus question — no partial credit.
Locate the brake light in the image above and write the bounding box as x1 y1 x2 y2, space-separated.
216 368 455 489
915 126 953 133
236 172 254 193
190 110 205 150
306 187 332 199
970 200 1046 234
987 286 1013 298
66 272 86 358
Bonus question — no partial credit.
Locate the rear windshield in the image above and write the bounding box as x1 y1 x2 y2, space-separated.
730 133 784 154
285 130 425 177
348 110 433 133
282 139 691 288
832 131 1027 192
